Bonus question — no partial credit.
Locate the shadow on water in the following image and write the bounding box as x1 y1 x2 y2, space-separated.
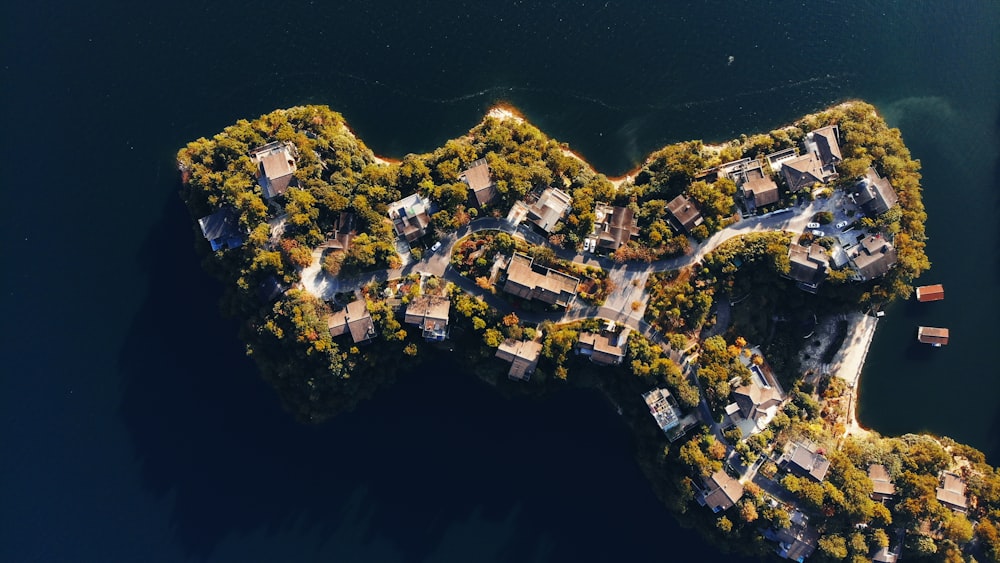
118 195 750 562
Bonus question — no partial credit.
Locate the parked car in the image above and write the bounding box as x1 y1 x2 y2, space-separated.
811 230 825 237
806 222 821 229
835 220 850 229
430 241 442 253
584 238 594 252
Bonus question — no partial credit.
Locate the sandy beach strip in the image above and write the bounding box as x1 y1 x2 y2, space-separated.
829 312 879 438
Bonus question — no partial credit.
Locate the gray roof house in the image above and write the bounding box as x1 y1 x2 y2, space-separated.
198 208 244 251
936 472 969 513
780 126 841 193
250 141 299 199
388 193 433 242
592 204 639 250
502 253 579 308
327 299 376 344
853 167 899 216
642 388 682 433
868 464 896 502
460 158 497 207
702 470 744 513
787 243 830 291
496 338 543 381
404 295 451 341
849 234 897 281
576 323 631 366
784 442 831 482
525 187 572 233
666 194 704 233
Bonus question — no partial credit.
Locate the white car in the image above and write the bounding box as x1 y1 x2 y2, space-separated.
835 220 850 229
806 222 821 229
430 241 442 253
811 230 825 237
583 238 593 252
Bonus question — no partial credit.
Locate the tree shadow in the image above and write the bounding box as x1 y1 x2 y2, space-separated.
117 195 751 562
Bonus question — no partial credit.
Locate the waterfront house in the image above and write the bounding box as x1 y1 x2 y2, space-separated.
592 203 639 251
322 211 357 252
853 167 899 216
720 158 780 209
250 141 299 199
501 253 579 308
666 194 704 233
848 234 897 281
197 208 244 251
642 388 682 433
915 284 945 302
779 126 841 193
935 472 969 513
868 464 896 502
917 326 950 346
576 322 631 365
702 470 744 513
495 337 543 381
786 243 830 292
388 193 433 242
525 187 572 233
766 510 820 562
783 442 830 482
460 158 496 207
404 295 450 341
327 299 376 344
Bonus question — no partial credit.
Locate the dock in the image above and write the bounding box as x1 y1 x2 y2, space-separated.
917 326 949 347
915 284 945 302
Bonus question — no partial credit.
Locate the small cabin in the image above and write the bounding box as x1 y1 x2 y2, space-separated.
917 326 949 347
915 284 945 302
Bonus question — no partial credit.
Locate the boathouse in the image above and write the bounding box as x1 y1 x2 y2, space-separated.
916 284 944 302
917 326 949 346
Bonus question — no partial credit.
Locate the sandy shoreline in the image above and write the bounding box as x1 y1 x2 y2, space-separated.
830 312 879 438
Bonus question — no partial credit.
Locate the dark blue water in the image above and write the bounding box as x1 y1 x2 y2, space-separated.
2 1 998 561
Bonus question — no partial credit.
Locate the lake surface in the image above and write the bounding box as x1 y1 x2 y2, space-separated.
2 1 998 561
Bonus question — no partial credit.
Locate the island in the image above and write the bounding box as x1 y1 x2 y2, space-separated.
178 102 1000 562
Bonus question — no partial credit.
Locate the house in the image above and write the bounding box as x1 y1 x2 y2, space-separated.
404 295 450 341
642 388 682 433
848 234 897 280
871 546 900 563
720 158 780 209
197 208 244 251
250 141 299 199
666 194 704 233
576 322 631 365
787 243 830 291
868 464 896 502
702 470 744 513
525 187 572 233
936 472 969 513
853 168 899 216
460 158 497 207
780 126 841 193
767 511 820 562
322 211 357 252
915 284 945 302
496 337 543 381
327 299 376 344
728 364 783 436
501 253 579 308
917 326 950 346
388 193 433 242
592 203 639 251
783 442 831 482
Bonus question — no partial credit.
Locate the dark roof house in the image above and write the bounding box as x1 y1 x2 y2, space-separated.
198 208 245 251
460 158 497 207
666 194 704 233
323 211 357 252
496 337 543 381
250 141 299 199
742 168 780 207
784 442 831 482
404 295 451 341
853 168 899 216
849 234 897 280
502 253 579 307
327 299 376 344
918 326 950 346
810 125 842 167
767 511 820 562
779 126 841 193
787 243 830 291
592 204 639 250
703 470 744 513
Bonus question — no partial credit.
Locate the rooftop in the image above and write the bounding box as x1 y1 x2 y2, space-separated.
936 472 968 511
850 234 897 280
702 470 744 512
868 464 896 497
461 158 496 207
916 284 945 302
388 193 433 242
250 141 298 199
854 167 899 216
786 442 830 482
666 194 704 232
577 326 631 365
787 243 829 287
643 388 682 432
496 338 543 381
526 187 572 232
593 204 639 250
327 299 376 344
918 326 950 346
502 253 579 307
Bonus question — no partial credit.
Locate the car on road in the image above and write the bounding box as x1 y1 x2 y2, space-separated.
583 238 594 252
430 241 442 253
806 222 821 229
835 220 850 229
811 229 825 237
